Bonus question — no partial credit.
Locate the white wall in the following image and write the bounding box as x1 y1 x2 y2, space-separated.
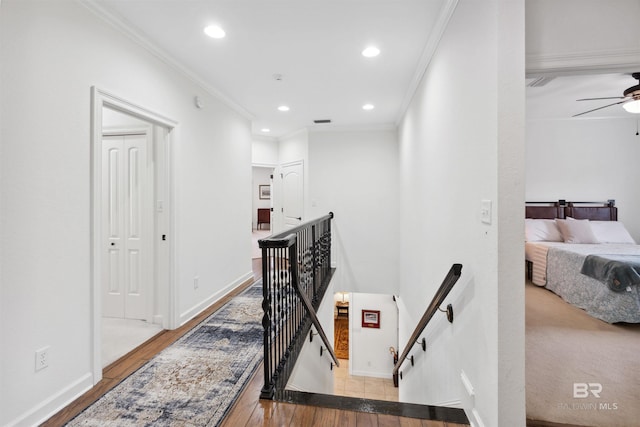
0 1 252 425
308 129 399 295
397 0 525 426
527 118 640 239
349 293 398 378
285 281 336 394
252 137 278 166
526 0 640 74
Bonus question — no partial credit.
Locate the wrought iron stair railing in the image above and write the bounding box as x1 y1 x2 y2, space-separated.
393 263 463 382
259 213 336 400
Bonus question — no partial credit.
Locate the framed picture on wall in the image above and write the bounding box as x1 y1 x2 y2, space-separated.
259 185 271 200
362 310 380 328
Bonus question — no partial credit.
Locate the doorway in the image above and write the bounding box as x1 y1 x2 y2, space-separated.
91 87 177 380
252 166 274 259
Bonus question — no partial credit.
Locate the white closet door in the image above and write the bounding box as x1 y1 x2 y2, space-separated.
102 134 149 320
281 162 304 229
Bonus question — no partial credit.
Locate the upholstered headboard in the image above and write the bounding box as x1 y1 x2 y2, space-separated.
525 200 617 221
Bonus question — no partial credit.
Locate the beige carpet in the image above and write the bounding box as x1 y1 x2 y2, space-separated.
526 282 640 427
102 318 163 367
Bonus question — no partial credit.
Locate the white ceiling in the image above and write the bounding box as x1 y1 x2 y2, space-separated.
89 1 640 134
527 73 640 121
92 0 448 138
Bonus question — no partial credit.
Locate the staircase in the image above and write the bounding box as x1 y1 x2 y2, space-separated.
258 213 469 425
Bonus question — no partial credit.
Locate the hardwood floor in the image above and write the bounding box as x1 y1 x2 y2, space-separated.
221 365 469 427
41 259 262 426
42 258 468 426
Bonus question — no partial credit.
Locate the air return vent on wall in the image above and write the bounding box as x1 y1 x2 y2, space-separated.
313 119 331 124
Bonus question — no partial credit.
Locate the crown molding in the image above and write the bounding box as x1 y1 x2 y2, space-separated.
526 48 640 77
78 0 254 121
306 122 397 134
395 0 460 125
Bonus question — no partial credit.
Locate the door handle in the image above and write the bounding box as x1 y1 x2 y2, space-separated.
110 242 115 246
297 217 302 220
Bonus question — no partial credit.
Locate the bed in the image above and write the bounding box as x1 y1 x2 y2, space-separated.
525 200 640 323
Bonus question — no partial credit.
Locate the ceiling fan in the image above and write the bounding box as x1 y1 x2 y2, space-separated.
573 72 640 117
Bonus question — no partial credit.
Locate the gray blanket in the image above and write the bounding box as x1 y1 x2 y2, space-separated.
581 254 640 292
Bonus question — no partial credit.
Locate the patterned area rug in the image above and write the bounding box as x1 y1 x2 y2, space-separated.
69 282 264 427
334 317 349 359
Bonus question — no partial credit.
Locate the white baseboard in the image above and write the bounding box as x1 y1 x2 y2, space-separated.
350 369 392 380
179 271 254 326
7 373 93 427
431 398 462 408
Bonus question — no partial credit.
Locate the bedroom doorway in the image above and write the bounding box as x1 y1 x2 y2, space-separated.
92 87 177 381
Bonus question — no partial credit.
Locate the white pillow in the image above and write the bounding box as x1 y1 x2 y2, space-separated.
590 221 636 244
525 219 563 242
555 219 598 244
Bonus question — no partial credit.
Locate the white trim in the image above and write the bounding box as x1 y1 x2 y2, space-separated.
94 87 177 129
470 408 486 427
526 48 640 77
91 87 177 384
252 162 278 169
432 398 463 408
306 122 397 134
79 0 253 122
7 373 93 427
395 0 460 124
350 369 393 380
102 126 148 136
177 272 254 326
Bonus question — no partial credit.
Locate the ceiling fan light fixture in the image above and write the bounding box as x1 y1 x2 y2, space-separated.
623 99 640 114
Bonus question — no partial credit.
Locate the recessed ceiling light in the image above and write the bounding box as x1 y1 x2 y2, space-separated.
278 105 290 112
261 128 271 133
362 46 380 58
362 104 375 111
204 25 226 39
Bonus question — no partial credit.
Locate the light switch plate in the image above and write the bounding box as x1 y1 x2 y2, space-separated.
481 200 492 224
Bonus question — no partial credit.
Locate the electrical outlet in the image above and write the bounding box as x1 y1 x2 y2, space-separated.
194 276 199 290
35 346 50 371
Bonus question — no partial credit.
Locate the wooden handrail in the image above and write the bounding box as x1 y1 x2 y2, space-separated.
393 264 462 378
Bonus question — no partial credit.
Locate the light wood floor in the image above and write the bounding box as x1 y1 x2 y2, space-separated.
42 259 468 427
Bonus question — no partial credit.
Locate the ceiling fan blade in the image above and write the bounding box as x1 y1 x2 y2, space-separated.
577 96 626 101
572 100 627 117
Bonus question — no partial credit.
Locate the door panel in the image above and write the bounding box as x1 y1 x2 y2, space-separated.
282 162 304 229
102 134 149 320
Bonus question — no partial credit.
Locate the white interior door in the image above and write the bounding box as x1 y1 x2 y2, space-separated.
281 162 304 228
102 133 150 320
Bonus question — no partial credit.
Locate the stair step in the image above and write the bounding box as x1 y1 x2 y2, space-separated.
276 390 469 424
